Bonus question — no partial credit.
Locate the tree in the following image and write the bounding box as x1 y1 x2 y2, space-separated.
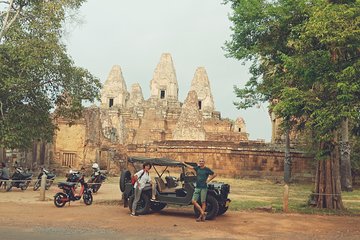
225 0 360 209
0 0 101 149
285 0 359 207
225 0 311 183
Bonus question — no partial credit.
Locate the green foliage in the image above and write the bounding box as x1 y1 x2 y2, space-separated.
225 0 360 144
225 0 310 111
0 0 101 149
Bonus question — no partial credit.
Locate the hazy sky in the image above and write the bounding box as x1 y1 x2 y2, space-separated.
64 0 272 141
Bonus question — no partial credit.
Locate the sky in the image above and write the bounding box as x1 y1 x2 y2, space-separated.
64 0 272 142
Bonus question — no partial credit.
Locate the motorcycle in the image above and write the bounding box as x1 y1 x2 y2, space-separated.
33 168 56 191
66 169 82 183
6 167 33 191
88 165 107 193
53 173 93 207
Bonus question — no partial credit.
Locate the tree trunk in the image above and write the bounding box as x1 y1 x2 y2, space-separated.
284 127 291 183
0 147 5 162
270 111 277 144
314 136 344 209
0 0 21 42
340 118 352 191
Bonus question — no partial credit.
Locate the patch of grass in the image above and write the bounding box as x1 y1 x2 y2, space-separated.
230 199 274 211
216 177 360 215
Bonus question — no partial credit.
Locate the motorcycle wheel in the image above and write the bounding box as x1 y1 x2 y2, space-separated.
6 182 13 192
45 180 53 190
54 192 67 207
83 192 93 205
92 184 101 193
33 180 41 191
21 181 30 190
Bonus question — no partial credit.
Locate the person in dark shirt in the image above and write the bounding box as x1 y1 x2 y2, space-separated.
0 162 10 179
183 159 216 222
0 162 10 189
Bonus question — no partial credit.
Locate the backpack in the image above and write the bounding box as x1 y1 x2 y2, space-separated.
131 170 145 185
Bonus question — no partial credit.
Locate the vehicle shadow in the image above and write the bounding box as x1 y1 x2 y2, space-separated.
152 207 195 219
150 206 231 221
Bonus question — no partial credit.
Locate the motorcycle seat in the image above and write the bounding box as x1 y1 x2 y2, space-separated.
58 182 77 188
21 172 33 178
46 173 56 179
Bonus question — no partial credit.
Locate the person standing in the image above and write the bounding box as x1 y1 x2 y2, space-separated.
131 162 152 216
183 159 216 222
0 162 10 189
90 163 101 181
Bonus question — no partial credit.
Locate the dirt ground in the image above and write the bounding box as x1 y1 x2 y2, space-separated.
1 183 360 240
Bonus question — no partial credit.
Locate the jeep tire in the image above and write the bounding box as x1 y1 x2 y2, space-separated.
150 202 167 212
120 170 131 192
218 205 229 215
194 195 219 220
128 193 150 215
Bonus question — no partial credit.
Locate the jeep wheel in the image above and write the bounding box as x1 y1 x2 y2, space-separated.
128 193 150 215
194 195 219 220
218 205 229 215
120 170 131 192
150 202 167 212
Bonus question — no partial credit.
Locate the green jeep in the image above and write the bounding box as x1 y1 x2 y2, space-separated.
119 157 231 220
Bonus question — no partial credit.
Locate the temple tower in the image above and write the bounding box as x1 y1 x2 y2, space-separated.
172 91 206 140
190 67 215 118
150 53 179 101
233 117 247 133
127 83 144 108
100 65 129 108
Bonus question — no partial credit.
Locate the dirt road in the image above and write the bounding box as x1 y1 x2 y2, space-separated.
1 184 360 239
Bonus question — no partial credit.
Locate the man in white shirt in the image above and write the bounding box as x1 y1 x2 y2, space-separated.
131 162 152 216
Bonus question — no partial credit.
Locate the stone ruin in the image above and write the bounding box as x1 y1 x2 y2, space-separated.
46 53 250 170
190 67 215 116
95 52 248 146
100 65 129 109
172 91 206 140
3 53 312 180
150 53 179 102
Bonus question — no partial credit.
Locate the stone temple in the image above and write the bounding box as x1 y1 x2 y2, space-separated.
0 53 312 180
96 53 248 146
